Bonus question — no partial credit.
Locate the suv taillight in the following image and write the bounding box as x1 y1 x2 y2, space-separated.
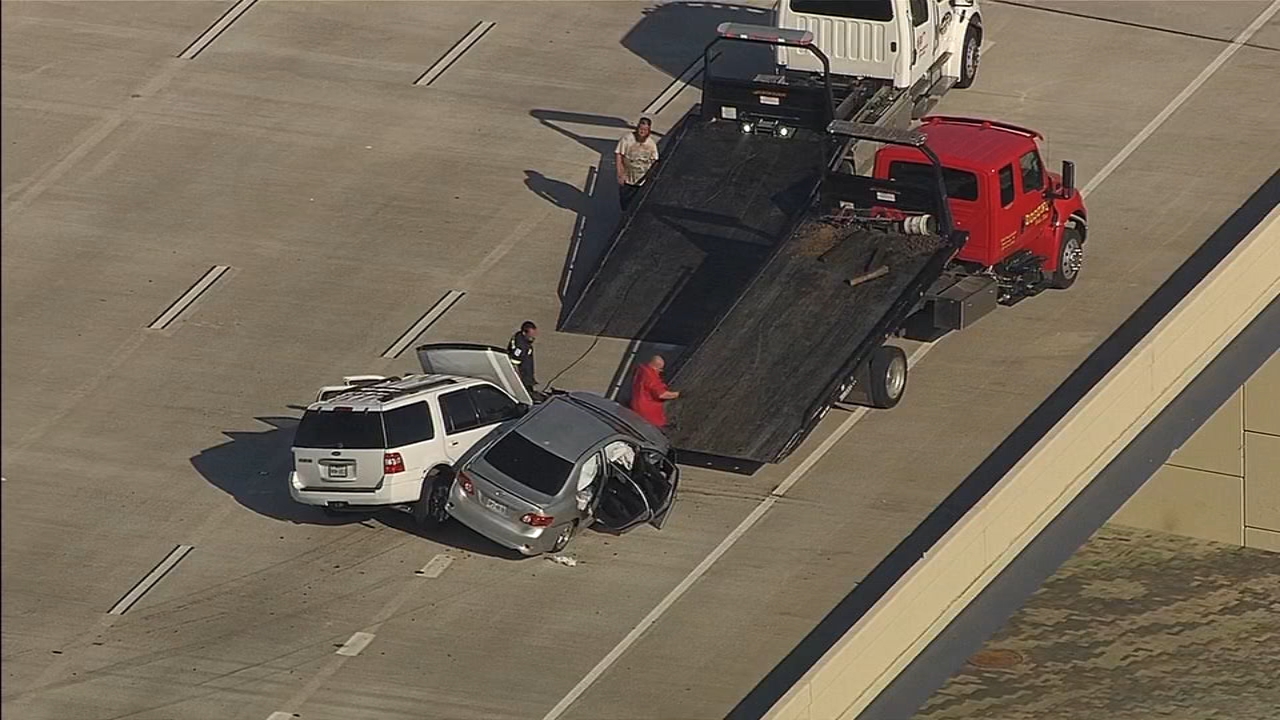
520 513 555 527
383 452 405 474
459 473 475 496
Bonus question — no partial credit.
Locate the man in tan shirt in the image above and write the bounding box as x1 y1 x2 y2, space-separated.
615 117 659 210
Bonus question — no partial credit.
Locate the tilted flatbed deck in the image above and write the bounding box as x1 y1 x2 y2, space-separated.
665 188 954 463
561 119 832 346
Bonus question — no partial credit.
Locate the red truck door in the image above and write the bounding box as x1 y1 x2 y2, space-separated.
992 151 1051 263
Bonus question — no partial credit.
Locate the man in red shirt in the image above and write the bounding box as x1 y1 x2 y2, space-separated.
628 354 680 429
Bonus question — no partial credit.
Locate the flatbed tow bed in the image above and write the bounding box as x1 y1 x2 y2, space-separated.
560 25 908 346
559 20 1090 472
667 159 959 464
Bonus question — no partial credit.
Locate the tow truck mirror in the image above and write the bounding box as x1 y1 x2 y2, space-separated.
1060 160 1076 198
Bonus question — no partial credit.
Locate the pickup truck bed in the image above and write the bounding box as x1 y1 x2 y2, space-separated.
560 119 831 346
666 216 947 463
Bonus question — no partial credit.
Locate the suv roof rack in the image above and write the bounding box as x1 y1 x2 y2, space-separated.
322 375 459 405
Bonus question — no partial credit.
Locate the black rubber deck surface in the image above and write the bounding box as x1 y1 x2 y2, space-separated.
560 120 830 346
666 220 945 462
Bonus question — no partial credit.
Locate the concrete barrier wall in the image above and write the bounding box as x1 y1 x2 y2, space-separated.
1111 349 1279 550
764 206 1280 720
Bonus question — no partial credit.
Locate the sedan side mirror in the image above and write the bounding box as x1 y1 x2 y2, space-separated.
1060 160 1076 199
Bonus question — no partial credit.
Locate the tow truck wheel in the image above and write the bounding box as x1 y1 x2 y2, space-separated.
868 345 908 409
955 28 980 89
1051 227 1084 289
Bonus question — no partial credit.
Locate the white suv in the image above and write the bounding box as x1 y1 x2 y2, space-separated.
289 343 534 524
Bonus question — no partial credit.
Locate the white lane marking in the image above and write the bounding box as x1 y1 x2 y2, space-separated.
108 545 194 615
275 557 448 713
334 631 376 657
416 554 453 578
541 344 937 720
381 289 465 359
415 20 496 86
178 0 259 60
1080 0 1280 198
148 265 231 330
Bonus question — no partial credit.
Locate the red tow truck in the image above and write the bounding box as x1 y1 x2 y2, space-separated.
873 114 1088 330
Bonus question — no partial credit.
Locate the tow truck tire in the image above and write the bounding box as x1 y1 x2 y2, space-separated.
955 28 980 90
868 345 908 409
1050 226 1084 289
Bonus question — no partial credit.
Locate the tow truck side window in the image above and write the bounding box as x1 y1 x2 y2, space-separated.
998 165 1016 207
887 161 979 202
1019 151 1045 193
791 0 893 22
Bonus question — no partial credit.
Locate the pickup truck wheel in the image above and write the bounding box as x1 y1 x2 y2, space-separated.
955 28 980 89
1050 227 1084 289
868 345 908 409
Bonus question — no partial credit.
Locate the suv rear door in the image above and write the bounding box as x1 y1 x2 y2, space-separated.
415 343 534 406
437 385 521 463
292 408 388 491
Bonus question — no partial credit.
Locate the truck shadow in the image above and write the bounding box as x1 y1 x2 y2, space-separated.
622 1 778 87
190 415 527 559
526 109 634 324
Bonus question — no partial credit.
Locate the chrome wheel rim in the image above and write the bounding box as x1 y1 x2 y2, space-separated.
1062 237 1083 279
886 356 906 398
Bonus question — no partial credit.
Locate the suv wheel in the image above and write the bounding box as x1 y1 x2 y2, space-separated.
413 468 453 527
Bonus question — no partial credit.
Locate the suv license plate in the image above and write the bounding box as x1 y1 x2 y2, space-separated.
329 466 349 478
484 498 507 514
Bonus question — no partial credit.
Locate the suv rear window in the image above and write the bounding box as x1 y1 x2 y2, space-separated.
888 161 979 202
294 410 386 449
484 431 574 496
791 0 892 21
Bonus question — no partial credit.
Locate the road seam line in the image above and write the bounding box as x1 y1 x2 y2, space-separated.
1080 0 1280 198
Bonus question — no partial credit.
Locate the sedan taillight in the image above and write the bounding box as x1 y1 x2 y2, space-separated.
459 473 475 496
520 513 555 527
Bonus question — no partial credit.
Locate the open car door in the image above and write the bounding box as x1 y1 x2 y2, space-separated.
634 449 679 529
414 342 533 406
593 463 653 534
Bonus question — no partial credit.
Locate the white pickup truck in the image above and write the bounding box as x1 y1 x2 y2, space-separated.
776 0 984 112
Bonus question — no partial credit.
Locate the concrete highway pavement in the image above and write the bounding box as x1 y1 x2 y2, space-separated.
3 1 1278 719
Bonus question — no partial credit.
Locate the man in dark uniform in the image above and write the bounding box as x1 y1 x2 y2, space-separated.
507 321 538 395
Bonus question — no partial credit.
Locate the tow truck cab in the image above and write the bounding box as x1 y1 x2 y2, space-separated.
873 115 1087 298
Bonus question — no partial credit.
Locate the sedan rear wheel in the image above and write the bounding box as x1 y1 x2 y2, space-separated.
550 521 577 554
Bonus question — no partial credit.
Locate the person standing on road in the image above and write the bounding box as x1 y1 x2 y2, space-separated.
615 117 659 211
507 321 538 395
628 354 680 430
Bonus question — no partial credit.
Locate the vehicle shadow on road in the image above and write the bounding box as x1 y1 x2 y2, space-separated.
525 109 633 325
190 415 527 559
621 1 777 87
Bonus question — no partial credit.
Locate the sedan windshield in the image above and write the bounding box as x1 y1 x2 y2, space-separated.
484 430 575 496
